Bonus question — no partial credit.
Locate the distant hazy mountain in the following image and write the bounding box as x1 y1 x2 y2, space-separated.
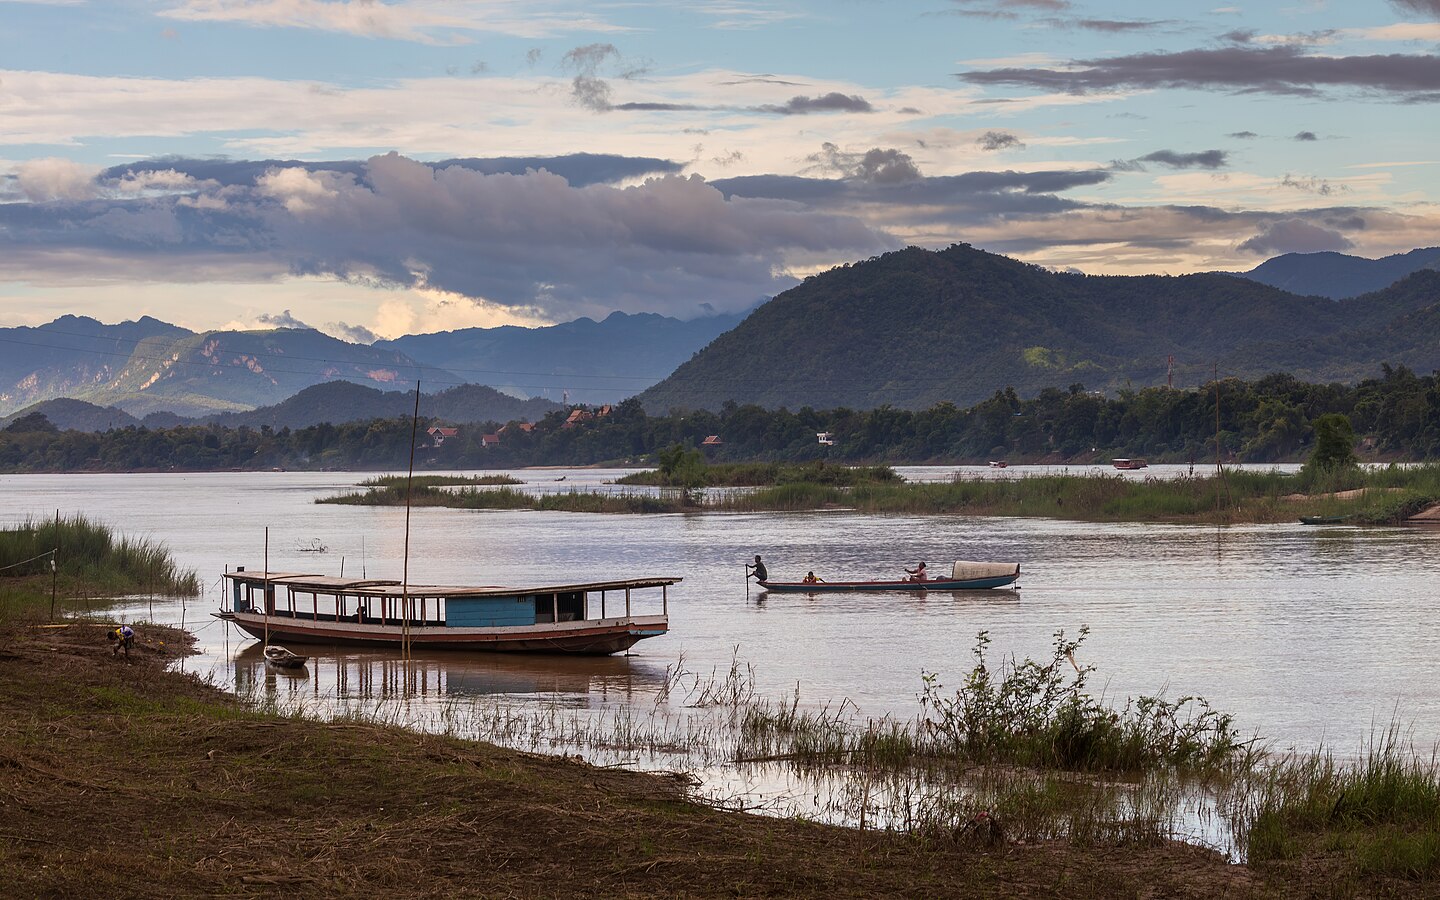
374 310 744 405
0 315 190 413
0 398 141 432
205 381 561 430
639 244 1440 411
0 319 458 418
1234 247 1440 299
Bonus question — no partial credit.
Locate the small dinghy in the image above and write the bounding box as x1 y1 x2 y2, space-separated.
263 645 309 669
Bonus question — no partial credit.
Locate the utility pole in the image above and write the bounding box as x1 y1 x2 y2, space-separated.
1167 355 1174 390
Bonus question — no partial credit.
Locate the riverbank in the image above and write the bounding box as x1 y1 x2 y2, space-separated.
318 464 1440 525
0 620 1264 898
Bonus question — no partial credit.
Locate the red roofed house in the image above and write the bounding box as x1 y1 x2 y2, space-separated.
480 433 500 448
562 409 594 429
427 426 458 446
701 435 723 446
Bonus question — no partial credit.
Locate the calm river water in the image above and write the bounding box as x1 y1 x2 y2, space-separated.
4 466 1437 758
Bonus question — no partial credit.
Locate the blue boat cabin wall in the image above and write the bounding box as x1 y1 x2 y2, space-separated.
445 592 588 627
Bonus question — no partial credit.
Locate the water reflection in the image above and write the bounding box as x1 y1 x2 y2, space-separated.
233 641 670 702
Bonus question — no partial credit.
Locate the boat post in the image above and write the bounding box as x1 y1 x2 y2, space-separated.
625 587 631 618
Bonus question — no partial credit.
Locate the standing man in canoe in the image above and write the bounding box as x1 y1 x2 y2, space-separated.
746 554 768 584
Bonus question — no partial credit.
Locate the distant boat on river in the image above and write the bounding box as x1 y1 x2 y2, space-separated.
988 460 1008 468
217 570 680 655
760 561 1020 593
1299 514 1352 525
1112 458 1149 470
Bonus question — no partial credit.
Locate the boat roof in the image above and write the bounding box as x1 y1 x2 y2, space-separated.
223 571 681 598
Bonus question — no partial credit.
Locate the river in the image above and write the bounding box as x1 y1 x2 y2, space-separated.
3 467 1438 835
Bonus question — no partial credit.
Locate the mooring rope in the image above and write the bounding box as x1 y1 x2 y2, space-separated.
0 548 55 572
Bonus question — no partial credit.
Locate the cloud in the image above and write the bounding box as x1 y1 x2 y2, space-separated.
324 320 378 343
1227 130 1259 138
1136 149 1229 169
13 158 102 202
100 154 684 189
958 45 1440 100
755 93 874 115
1294 130 1319 141
256 308 312 329
1045 17 1174 32
804 145 922 184
0 153 891 320
1390 0 1440 19
1237 219 1355 255
1279 174 1349 196
157 0 626 43
976 130 1025 151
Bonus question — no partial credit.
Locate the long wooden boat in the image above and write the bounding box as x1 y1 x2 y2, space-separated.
217 570 680 655
760 561 1020 593
1112 458 1149 470
1299 515 1352 525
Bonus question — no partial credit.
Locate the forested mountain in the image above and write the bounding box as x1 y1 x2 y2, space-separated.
205 381 560 430
374 310 743 405
639 244 1440 412
1234 247 1440 299
0 398 141 432
0 315 190 413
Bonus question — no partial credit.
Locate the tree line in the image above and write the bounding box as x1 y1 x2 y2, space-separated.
3 366 1438 473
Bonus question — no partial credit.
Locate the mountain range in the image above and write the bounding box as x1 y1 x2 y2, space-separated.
375 311 743 406
0 311 738 418
0 382 562 432
1234 247 1440 299
639 244 1440 412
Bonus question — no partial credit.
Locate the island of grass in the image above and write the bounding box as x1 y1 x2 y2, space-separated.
614 459 901 487
318 462 1440 525
357 473 524 488
5 521 1440 894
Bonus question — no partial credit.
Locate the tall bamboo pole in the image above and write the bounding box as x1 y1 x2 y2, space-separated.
401 380 421 670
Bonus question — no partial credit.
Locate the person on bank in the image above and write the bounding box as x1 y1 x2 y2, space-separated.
904 561 928 582
746 555 768 583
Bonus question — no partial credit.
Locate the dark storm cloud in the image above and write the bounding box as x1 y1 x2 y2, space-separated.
1390 0 1440 19
0 154 892 320
1137 149 1229 169
713 166 1114 229
1294 130 1319 141
1238 219 1354 255
976 130 1026 151
755 93 874 115
958 45 1440 100
100 155 685 189
804 145 922 183
1221 29 1256 43
1043 17 1175 32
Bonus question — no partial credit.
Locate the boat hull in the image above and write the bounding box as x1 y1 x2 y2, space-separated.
759 574 1019 593
216 611 667 655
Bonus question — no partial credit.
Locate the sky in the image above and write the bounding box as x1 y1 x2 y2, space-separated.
1 0 1438 341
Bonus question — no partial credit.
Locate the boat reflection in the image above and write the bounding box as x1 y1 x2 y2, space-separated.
233 643 669 701
757 588 1022 602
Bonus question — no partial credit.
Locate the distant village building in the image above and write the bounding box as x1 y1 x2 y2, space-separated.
498 422 534 435
816 432 834 446
427 426 458 446
480 433 500 448
562 409 594 429
701 435 723 446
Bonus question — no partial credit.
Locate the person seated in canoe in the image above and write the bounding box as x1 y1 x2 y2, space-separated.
801 571 825 584
904 561 928 582
746 555 768 583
